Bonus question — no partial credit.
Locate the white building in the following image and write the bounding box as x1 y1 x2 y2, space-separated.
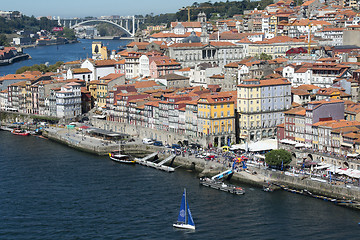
282 63 351 88
80 59 116 80
56 82 81 118
0 89 8 110
66 68 93 82
314 28 344 46
189 63 222 87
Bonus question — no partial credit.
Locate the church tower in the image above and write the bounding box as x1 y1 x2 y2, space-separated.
197 12 207 23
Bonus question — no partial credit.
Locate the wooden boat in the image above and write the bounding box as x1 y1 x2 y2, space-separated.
109 151 136 164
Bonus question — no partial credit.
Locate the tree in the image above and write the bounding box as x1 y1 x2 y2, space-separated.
15 61 63 74
257 53 272 60
55 27 76 41
0 34 9 46
265 149 292 168
98 27 107 37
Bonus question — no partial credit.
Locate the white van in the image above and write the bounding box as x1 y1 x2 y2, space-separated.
142 138 154 144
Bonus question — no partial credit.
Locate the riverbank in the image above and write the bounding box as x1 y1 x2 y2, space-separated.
2 120 360 210
0 53 30 66
41 126 360 208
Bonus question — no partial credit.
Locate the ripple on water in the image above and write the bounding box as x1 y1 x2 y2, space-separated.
1 132 360 239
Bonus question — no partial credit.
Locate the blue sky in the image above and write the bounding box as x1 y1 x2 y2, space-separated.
2 0 228 18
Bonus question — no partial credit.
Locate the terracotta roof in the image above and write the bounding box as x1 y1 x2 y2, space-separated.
238 78 290 87
100 73 125 81
95 59 117 67
168 42 205 48
153 59 180 66
158 73 189 80
313 119 360 128
64 60 81 65
209 74 224 79
295 84 320 91
171 22 202 28
198 91 236 104
254 36 305 44
177 67 191 72
72 68 92 74
346 103 360 114
284 106 306 115
133 80 160 89
292 89 310 96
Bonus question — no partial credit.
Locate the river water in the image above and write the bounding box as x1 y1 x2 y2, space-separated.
1 131 360 239
0 39 130 75
1 39 360 239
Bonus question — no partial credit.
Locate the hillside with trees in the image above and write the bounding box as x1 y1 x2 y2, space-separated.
0 14 58 34
145 0 274 26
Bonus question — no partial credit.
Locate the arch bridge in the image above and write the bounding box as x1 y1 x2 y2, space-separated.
58 16 145 37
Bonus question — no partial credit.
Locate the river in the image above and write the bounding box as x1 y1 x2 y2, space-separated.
1 38 360 239
1 131 360 239
0 39 131 76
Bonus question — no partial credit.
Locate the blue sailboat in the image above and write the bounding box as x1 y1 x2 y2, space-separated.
173 188 195 230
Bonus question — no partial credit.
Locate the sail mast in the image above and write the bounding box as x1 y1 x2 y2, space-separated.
184 188 187 224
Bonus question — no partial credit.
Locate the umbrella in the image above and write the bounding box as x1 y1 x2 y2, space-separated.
79 125 89 129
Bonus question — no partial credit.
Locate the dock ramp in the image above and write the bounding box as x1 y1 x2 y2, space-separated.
211 169 233 180
158 154 176 166
136 152 175 172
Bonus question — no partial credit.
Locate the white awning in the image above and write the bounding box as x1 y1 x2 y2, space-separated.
280 139 297 145
92 115 106 119
295 143 305 148
341 142 353 147
254 154 265 159
347 153 359 157
304 143 312 148
314 164 331 170
345 169 360 178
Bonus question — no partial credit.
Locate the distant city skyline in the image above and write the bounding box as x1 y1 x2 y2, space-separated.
2 0 229 18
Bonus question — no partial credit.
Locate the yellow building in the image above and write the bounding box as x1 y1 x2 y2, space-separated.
87 80 99 102
96 79 108 108
92 41 108 60
197 91 236 147
244 36 317 58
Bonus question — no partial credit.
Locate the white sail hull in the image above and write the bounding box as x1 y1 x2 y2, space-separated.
173 223 195 230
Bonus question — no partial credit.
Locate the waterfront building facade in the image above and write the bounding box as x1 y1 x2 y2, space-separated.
237 78 291 142
56 82 81 119
197 91 236 146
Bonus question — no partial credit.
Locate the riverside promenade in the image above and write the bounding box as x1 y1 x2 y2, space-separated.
39 125 360 207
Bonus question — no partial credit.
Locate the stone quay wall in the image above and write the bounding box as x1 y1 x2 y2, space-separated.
91 118 210 146
257 167 360 201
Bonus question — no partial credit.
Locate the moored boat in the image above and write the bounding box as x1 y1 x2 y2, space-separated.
11 129 30 136
109 152 136 164
200 177 245 195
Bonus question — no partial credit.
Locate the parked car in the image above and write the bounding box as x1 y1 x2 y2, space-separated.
189 143 202 149
171 144 181 149
142 138 154 144
153 141 163 146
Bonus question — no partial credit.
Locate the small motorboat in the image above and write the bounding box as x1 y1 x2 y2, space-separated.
11 129 30 136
